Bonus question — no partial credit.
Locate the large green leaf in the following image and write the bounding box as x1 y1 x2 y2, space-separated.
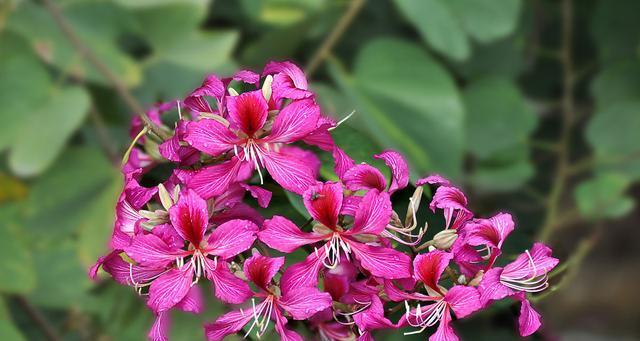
393 0 522 61
8 86 90 177
0 320 25 341
25 147 117 244
330 38 465 178
0 204 36 294
132 2 207 50
0 32 51 150
7 1 141 86
586 101 640 179
574 173 635 220
463 76 536 159
591 61 640 109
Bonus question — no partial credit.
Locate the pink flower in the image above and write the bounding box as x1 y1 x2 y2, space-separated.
184 92 322 197
123 189 258 313
204 252 332 341
259 182 412 292
337 149 410 195
478 242 559 336
262 60 312 102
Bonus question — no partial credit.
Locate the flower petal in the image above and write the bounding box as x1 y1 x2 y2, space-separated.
466 213 515 250
429 310 459 341
273 310 305 341
303 182 343 229
262 150 317 194
444 285 481 319
374 150 409 193
176 285 204 313
226 90 268 136
280 248 325 295
349 241 412 279
430 186 468 213
244 253 285 290
239 183 272 208
413 250 453 292
332 147 355 180
348 190 392 236
231 69 260 85
263 61 311 100
204 308 255 341
302 116 336 151
206 219 258 259
148 267 193 313
517 295 542 337
279 287 333 320
186 157 242 199
416 174 451 187
478 267 514 305
503 242 559 279
259 216 326 253
184 118 238 156
267 99 320 143
124 234 182 267
169 189 208 246
207 261 253 304
148 312 170 341
343 164 387 192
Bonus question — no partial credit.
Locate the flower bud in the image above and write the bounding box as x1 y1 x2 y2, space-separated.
262 75 273 101
433 229 458 250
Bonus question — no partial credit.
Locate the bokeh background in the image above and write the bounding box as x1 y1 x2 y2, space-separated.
1 0 639 340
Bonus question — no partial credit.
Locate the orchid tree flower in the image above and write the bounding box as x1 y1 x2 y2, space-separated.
204 252 332 341
258 181 412 292
399 251 482 341
478 243 559 336
122 189 258 313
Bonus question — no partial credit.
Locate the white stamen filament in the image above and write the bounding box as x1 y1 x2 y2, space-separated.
403 299 448 335
384 197 426 245
499 249 549 293
244 296 275 339
320 233 352 269
328 110 356 131
234 139 267 185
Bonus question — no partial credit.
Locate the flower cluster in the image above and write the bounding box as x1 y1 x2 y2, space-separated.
91 61 559 341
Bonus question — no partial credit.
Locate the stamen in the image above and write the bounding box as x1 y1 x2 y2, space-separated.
403 299 448 335
328 110 356 131
499 249 549 293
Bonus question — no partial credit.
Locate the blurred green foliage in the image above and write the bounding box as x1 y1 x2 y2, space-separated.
0 0 639 340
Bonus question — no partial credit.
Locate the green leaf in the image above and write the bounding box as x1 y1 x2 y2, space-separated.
0 32 52 150
463 76 536 159
25 147 116 244
0 204 36 294
154 31 239 71
455 35 525 79
132 2 207 50
470 159 534 192
574 173 635 220
7 1 141 86
0 320 25 341
394 0 470 61
586 101 640 179
330 38 465 178
285 190 310 219
8 86 90 177
28 242 92 308
591 60 640 109
241 20 312 67
393 0 522 61
114 0 207 9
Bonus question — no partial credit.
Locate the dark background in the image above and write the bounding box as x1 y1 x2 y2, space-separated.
1 0 639 340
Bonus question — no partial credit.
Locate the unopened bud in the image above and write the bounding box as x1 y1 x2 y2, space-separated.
262 75 273 101
158 183 173 211
228 87 239 96
457 275 467 285
433 229 458 250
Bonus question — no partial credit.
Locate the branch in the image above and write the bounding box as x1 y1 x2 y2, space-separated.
305 0 366 76
538 0 574 242
40 0 170 141
88 106 120 164
15 296 61 341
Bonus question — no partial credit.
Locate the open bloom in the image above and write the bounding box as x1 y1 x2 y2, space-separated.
204 252 332 341
259 181 412 292
123 189 258 313
399 251 482 341
478 242 559 336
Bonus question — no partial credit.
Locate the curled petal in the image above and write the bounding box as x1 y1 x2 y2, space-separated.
517 295 542 337
466 213 515 250
343 164 387 192
239 183 272 208
244 253 285 290
349 190 392 236
332 146 355 180
413 251 453 292
302 116 336 151
263 61 311 100
374 150 409 193
416 174 451 187
148 312 170 341
430 186 468 213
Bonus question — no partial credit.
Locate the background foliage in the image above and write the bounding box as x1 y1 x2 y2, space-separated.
1 0 639 339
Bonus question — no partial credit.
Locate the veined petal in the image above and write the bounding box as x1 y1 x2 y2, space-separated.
348 190 392 236
343 164 387 192
259 216 326 253
204 308 257 341
169 189 209 246
429 309 459 341
413 251 453 292
239 183 272 208
374 150 409 193
417 174 451 187
430 186 468 212
148 267 193 313
273 310 305 341
517 295 542 337
176 285 204 314
186 157 242 199
466 213 515 250
349 241 412 279
207 261 253 304
263 61 311 101
280 248 325 295
340 195 362 216
302 116 336 151
478 267 513 305
210 202 264 227
148 312 170 341
444 285 481 319
332 147 355 180
226 90 268 136
353 295 395 331
244 253 285 290
190 74 225 100
279 287 333 320
206 219 258 259
231 69 260 85
262 150 317 195
303 182 343 229
267 99 320 143
503 242 559 279
184 118 238 156
124 234 183 267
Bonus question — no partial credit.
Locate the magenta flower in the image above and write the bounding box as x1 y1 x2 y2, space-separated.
262 60 312 101
204 252 332 340
478 242 559 336
259 181 412 291
123 189 258 313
